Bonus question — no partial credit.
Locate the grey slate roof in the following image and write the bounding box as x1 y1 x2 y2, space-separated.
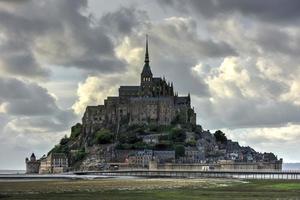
119 86 140 91
141 63 153 76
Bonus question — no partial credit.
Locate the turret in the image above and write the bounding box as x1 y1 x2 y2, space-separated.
30 153 36 161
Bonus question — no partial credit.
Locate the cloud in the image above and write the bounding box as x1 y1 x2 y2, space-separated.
0 77 59 116
0 0 126 78
192 56 300 129
160 0 300 24
0 76 76 131
0 76 77 169
100 6 148 37
72 76 119 114
225 124 300 162
2 0 300 166
72 13 240 114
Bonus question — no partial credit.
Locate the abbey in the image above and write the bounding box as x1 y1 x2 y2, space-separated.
82 36 196 135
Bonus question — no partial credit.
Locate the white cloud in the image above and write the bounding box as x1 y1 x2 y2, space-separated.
225 124 300 162
72 76 119 114
0 103 7 113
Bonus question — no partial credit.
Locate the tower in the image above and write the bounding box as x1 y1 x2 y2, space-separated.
141 35 153 96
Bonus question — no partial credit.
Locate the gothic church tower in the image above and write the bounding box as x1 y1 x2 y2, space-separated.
141 35 153 96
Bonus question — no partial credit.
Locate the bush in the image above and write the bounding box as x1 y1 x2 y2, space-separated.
128 124 145 132
70 123 82 139
95 129 114 144
74 148 86 162
174 144 185 158
60 135 70 146
118 132 141 144
116 143 133 150
186 139 197 147
49 144 69 155
214 130 227 144
133 141 150 150
169 128 186 142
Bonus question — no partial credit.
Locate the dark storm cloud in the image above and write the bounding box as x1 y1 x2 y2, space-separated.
251 25 300 56
160 0 300 24
155 0 300 130
0 0 126 77
204 98 300 129
0 77 77 132
0 77 69 117
144 17 236 97
100 7 148 36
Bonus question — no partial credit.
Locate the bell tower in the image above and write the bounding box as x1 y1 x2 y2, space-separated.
141 35 153 96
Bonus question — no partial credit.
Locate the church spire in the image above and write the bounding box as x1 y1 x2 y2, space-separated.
141 35 152 77
145 34 149 64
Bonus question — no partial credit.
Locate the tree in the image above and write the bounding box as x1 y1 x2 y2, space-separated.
169 128 186 142
175 144 185 158
214 130 227 144
70 123 82 139
94 129 114 144
74 148 86 162
186 139 197 147
60 135 69 146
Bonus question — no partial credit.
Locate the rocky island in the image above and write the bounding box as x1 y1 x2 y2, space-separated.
26 37 282 174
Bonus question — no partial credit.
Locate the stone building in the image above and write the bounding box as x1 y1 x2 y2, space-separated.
179 147 205 164
39 153 68 174
128 150 153 167
25 153 40 174
142 133 168 144
128 150 175 168
82 36 196 140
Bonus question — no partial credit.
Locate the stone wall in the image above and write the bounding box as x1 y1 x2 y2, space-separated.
149 160 282 171
26 161 40 174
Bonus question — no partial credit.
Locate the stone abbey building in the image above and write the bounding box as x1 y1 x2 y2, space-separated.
82 36 196 134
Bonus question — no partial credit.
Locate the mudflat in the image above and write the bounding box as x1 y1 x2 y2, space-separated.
0 178 300 199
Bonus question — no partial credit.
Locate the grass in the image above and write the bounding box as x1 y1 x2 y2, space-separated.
1 178 300 199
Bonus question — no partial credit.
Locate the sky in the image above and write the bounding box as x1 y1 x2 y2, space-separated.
1 0 300 169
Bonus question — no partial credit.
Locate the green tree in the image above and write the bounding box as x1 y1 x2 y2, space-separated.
94 129 114 144
60 135 69 146
169 128 186 142
214 130 227 144
175 144 185 158
70 123 82 139
186 139 197 147
74 148 86 162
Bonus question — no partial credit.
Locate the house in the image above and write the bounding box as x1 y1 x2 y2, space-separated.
39 153 68 174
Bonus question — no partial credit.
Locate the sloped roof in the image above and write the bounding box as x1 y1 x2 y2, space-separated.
141 63 153 76
119 86 140 91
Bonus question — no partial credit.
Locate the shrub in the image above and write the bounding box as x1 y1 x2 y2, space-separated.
116 143 133 150
74 148 86 162
186 139 197 147
49 144 69 155
70 123 82 139
60 135 70 146
133 141 149 150
94 129 114 144
169 128 186 142
174 144 185 158
214 130 227 144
